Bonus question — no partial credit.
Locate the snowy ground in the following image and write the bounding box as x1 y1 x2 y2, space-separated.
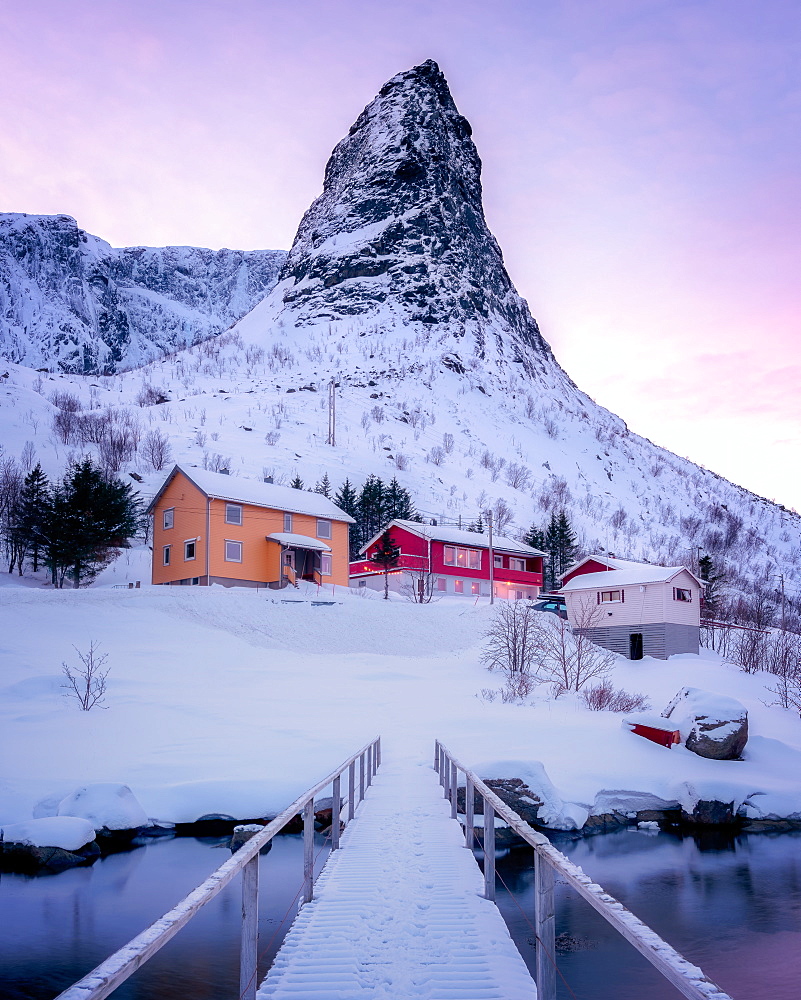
2 574 800 835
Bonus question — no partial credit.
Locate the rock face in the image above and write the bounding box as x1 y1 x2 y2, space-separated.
274 60 567 383
662 687 749 760
0 214 286 374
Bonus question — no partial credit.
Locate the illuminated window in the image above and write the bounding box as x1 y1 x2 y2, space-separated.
443 546 481 569
453 579 464 594
437 578 447 591
471 581 480 595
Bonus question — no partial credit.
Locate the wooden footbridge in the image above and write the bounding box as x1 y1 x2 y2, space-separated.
56 738 733 1000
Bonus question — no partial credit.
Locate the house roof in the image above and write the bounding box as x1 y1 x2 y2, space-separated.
560 560 702 591
359 519 545 557
147 465 356 522
267 532 331 552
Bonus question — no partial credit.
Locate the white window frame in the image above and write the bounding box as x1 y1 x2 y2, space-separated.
321 553 332 576
225 539 243 563
453 579 464 594
225 503 242 525
673 587 692 603
163 508 174 530
284 512 293 532
163 545 171 566
184 539 196 561
510 557 526 572
437 578 448 592
443 546 481 570
471 581 481 595
494 553 503 568
316 518 332 539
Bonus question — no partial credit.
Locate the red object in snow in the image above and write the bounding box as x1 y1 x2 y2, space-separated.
629 724 681 749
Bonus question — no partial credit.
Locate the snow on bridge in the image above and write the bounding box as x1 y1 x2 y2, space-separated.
258 756 536 1000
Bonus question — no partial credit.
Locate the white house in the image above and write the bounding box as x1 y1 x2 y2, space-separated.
559 555 703 659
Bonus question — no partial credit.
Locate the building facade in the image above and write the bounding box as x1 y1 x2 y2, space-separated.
559 555 702 659
349 519 544 599
148 466 354 588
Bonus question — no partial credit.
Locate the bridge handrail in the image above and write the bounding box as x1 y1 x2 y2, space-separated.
435 740 732 1000
57 736 382 1000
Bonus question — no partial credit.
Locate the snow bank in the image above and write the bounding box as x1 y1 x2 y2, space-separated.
1 816 96 851
52 783 148 830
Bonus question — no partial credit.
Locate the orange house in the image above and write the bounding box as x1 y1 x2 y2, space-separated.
148 466 355 589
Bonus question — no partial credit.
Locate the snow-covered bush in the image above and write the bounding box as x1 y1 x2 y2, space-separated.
581 679 650 713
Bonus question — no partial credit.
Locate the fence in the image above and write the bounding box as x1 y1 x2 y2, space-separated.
434 740 732 1000
56 736 382 1000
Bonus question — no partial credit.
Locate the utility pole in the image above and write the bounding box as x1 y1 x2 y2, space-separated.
327 380 336 446
487 510 494 605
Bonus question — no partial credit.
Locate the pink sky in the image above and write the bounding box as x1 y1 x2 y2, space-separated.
2 0 799 510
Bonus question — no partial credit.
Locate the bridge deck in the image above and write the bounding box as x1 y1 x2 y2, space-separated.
258 756 536 999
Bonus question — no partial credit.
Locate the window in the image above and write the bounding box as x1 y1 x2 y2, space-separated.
225 503 242 525
163 508 174 530
321 553 332 576
510 558 526 572
443 546 481 570
599 590 622 603
184 540 196 561
284 512 293 533
225 540 242 562
358 579 366 588
190 577 199 586
515 590 524 600
163 545 171 566
494 554 503 568
437 578 447 592
673 587 692 602
453 579 464 594
317 519 332 539
471 581 480 595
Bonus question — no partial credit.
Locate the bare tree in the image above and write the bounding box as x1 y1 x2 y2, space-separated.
481 601 540 701
535 598 616 694
141 429 172 471
400 567 439 604
62 641 110 711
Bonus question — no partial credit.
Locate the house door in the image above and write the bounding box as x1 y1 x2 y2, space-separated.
629 633 644 660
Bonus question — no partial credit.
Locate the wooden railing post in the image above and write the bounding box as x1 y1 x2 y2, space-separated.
483 800 495 901
359 752 365 803
240 855 259 1000
535 850 557 1000
348 760 356 821
331 774 341 851
450 762 458 820
465 775 474 849
434 739 440 772
443 752 450 801
376 737 381 769
302 798 314 904
439 746 446 786
366 745 373 788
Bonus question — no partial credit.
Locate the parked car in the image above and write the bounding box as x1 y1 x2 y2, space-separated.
531 594 568 619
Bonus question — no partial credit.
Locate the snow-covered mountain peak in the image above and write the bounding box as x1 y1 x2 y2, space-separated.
270 60 563 384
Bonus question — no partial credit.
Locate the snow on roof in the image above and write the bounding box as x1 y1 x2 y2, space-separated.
361 519 544 556
560 562 698 591
267 532 331 552
154 466 355 522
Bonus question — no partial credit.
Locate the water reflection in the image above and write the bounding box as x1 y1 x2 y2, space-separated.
0 833 330 1000
493 829 801 1000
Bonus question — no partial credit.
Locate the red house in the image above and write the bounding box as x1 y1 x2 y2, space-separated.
349 519 545 600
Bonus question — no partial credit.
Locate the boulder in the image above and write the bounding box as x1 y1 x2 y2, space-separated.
230 824 273 855
662 687 748 760
0 816 100 873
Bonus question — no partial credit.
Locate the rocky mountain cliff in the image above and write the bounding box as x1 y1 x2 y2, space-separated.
0 214 286 374
264 60 566 385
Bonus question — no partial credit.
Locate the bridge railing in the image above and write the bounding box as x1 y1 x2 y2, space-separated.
434 739 732 1000
56 736 382 1000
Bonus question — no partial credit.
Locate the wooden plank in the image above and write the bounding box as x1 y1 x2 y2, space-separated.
534 851 556 1000
331 774 341 850
437 741 733 1000
303 798 314 904
240 855 259 1000
465 775 474 850
483 801 496 901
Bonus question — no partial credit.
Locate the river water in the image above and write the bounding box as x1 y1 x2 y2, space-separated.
1 828 800 999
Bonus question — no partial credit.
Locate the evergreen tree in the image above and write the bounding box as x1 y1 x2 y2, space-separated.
44 458 144 588
314 473 332 498
698 554 724 620
13 464 50 574
334 478 361 560
290 475 304 490
358 475 386 549
543 508 578 589
371 530 401 600
384 477 418 521
523 522 545 550
467 515 485 534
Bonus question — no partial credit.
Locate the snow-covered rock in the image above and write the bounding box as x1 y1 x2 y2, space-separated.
662 687 749 760
56 783 148 831
1 816 96 850
0 214 286 373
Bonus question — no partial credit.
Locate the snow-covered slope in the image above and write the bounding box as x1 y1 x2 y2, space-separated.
0 60 798 607
0 214 286 374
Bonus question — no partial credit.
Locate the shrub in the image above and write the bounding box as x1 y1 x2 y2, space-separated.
581 679 650 712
